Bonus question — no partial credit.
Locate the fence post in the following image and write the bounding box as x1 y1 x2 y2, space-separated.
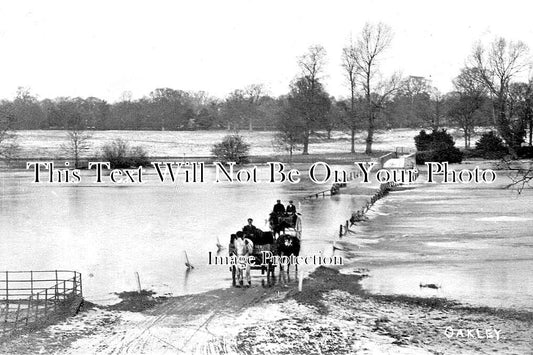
44 289 48 318
55 270 59 307
79 273 83 298
4 271 9 326
63 280 66 300
26 296 32 325
14 302 21 329
35 293 40 322
339 225 343 237
135 272 142 293
5 271 8 305
73 271 77 296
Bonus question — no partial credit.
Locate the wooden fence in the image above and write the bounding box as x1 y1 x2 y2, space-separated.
303 171 360 200
0 270 83 338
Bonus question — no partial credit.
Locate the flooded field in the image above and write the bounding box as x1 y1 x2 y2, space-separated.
9 128 469 158
0 164 365 304
350 170 533 311
1 155 532 313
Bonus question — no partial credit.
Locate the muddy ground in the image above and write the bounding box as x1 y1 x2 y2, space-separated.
1 267 532 354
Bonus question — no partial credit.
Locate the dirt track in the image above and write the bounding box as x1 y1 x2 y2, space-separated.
2 267 532 354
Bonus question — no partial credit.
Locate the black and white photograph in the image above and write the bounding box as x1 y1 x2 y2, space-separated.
1 1 532 353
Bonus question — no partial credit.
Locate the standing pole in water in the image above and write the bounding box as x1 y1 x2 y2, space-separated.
298 270 303 292
184 251 194 269
134 272 142 293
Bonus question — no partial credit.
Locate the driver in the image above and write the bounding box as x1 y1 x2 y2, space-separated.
242 218 257 238
273 200 285 215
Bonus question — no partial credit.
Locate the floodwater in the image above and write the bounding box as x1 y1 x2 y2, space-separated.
350 172 533 311
2 162 532 312
0 164 361 304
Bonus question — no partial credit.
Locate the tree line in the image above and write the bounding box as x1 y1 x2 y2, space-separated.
1 22 532 158
279 23 532 156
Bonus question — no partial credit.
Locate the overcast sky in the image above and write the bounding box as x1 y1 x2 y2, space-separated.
0 0 532 102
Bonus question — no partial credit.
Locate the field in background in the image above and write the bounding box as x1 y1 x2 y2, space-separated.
9 128 486 159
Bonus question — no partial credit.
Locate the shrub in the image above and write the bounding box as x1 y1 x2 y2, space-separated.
129 146 150 167
414 130 433 151
474 131 508 159
211 135 250 164
414 129 463 164
516 146 533 159
102 138 150 169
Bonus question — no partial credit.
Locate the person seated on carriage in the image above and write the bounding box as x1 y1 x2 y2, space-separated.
286 200 297 224
273 199 285 216
242 218 258 238
286 200 296 214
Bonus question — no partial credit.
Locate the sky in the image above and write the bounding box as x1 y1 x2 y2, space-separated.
0 0 532 102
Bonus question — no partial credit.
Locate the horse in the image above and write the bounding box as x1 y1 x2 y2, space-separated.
276 233 301 274
229 229 277 282
269 212 293 237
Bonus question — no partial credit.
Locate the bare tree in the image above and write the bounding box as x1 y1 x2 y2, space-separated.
351 23 396 154
274 98 304 162
298 45 327 86
221 84 265 132
119 90 133 102
448 68 487 148
371 73 404 118
497 159 533 194
401 76 437 128
64 130 91 169
341 41 360 153
467 38 530 155
60 107 92 169
431 88 444 130
508 80 533 146
296 45 329 155
243 84 265 131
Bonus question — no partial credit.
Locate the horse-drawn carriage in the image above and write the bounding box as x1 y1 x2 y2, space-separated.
228 213 301 280
228 229 277 277
269 212 297 236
